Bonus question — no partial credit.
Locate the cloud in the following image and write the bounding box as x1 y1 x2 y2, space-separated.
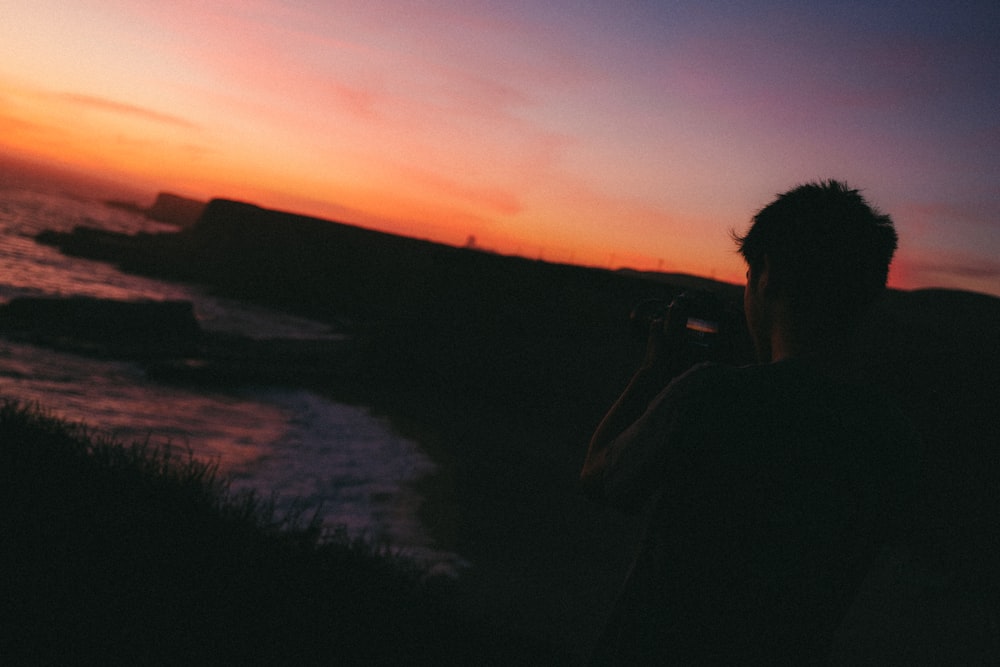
54 93 199 130
0 111 49 134
394 163 522 216
328 81 381 121
896 250 1000 297
911 256 1000 281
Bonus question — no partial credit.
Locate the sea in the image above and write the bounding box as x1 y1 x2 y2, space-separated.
0 182 463 574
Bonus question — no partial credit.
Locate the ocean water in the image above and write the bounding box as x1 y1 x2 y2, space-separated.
0 183 460 572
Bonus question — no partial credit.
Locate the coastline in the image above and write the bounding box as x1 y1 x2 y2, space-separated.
0 402 584 664
27 197 1000 660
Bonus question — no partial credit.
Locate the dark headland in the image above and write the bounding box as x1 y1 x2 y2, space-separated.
105 192 206 228
19 197 1000 662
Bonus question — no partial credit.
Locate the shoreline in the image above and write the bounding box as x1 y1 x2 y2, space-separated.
28 198 1000 660
1 401 584 664
324 377 643 657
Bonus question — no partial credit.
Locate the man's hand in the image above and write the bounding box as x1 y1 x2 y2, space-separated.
640 296 691 378
582 295 694 495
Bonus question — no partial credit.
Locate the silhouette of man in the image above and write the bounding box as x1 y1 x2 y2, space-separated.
581 181 917 664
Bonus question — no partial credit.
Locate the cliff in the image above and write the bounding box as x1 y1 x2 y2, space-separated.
0 296 202 358
146 192 205 227
32 197 1000 658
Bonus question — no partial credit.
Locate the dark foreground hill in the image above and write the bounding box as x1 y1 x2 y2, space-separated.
0 402 572 665
33 198 1000 661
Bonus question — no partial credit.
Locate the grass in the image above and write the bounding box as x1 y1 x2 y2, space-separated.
0 400 574 665
29 201 1000 660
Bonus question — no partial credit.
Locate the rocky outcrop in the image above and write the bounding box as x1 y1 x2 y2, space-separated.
103 192 205 226
0 295 358 385
0 296 203 358
146 334 358 388
29 197 1000 658
146 192 205 227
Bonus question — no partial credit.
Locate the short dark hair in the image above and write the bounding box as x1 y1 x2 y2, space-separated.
733 180 898 327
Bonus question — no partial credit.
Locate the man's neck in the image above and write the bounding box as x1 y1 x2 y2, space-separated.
769 332 859 390
768 316 847 366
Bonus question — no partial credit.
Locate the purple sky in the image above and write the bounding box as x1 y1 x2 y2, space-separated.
3 0 998 294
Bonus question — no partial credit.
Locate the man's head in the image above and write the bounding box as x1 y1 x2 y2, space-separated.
734 180 898 359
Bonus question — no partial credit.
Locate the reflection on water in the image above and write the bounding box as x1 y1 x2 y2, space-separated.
0 184 464 574
0 338 461 570
226 390 441 559
0 186 190 304
0 340 284 464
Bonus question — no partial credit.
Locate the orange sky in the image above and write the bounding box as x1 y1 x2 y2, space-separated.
3 1 999 295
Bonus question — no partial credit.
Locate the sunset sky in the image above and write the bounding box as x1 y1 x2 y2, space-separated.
3 0 999 296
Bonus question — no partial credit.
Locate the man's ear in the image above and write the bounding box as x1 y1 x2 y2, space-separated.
756 255 772 293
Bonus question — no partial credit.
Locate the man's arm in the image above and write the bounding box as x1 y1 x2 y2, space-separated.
580 299 690 499
580 366 671 496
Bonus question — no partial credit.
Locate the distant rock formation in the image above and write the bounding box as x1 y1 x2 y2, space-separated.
0 296 202 358
0 295 357 384
28 196 1000 659
146 192 205 227
103 192 205 227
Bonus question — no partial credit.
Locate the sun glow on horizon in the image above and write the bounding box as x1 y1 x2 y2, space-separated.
2 1 998 297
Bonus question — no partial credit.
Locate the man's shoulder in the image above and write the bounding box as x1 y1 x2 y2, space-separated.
665 359 914 431
666 361 769 400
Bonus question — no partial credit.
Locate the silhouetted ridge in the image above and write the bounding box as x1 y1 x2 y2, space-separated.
30 197 1000 659
147 192 205 227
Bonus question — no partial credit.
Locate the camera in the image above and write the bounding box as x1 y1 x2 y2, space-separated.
630 290 740 365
